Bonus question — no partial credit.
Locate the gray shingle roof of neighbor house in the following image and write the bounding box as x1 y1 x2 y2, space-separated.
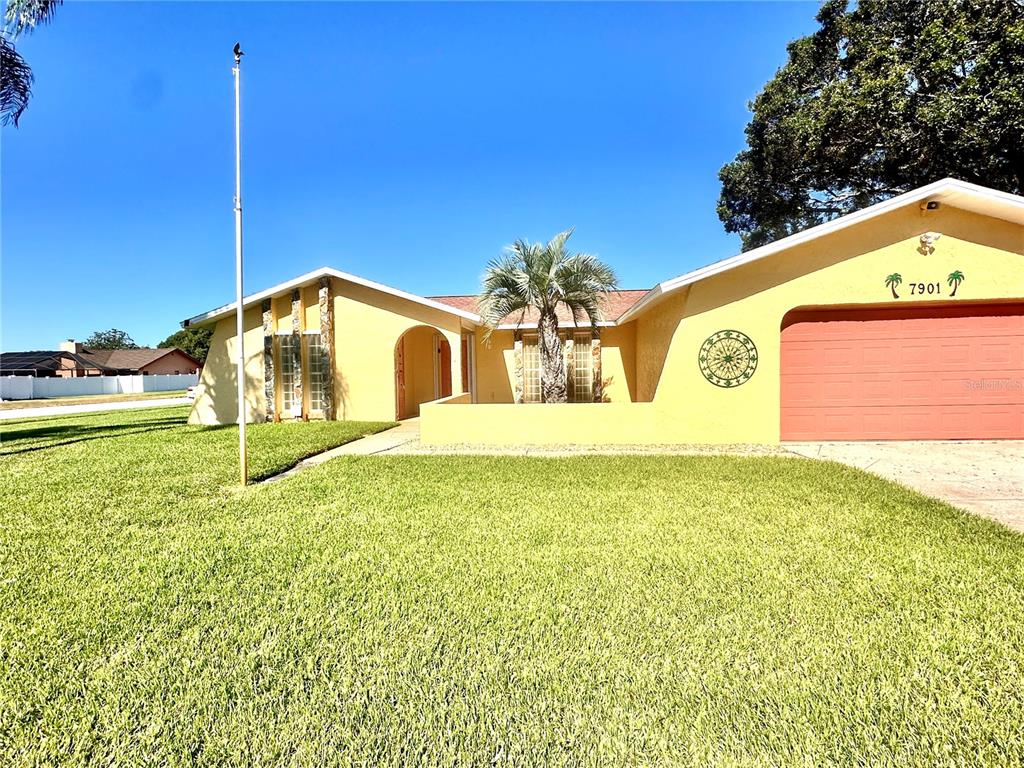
180 178 1024 331
0 350 112 374
0 347 200 375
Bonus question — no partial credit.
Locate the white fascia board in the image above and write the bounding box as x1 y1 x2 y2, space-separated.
182 267 483 328
617 179 1024 325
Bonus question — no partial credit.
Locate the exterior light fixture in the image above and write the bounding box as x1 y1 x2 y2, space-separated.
919 231 942 255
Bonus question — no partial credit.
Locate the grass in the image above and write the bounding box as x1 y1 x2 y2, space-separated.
1 410 1022 765
0 389 188 410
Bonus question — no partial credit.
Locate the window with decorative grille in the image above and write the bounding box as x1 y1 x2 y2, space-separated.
304 333 326 412
277 335 300 415
522 331 593 403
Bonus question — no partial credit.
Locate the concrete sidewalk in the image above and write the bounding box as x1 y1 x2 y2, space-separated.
260 419 421 483
0 396 190 421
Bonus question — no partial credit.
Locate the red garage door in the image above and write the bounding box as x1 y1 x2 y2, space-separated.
780 304 1024 441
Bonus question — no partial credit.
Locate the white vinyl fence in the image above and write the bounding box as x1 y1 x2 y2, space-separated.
1 373 198 401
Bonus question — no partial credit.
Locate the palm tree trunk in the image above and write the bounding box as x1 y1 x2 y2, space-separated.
538 308 567 403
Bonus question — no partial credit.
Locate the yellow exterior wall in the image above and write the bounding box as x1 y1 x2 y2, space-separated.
188 307 266 425
470 324 637 404
188 278 465 425
192 203 1023 438
329 279 463 422
473 330 516 404
599 324 636 402
635 203 1024 443
424 204 1023 445
400 325 442 417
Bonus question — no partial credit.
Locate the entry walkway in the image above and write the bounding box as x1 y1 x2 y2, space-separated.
260 419 420 483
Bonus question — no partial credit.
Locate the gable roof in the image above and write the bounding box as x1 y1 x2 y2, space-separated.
617 178 1024 324
83 347 200 371
182 267 482 328
179 180 1023 333
428 290 648 328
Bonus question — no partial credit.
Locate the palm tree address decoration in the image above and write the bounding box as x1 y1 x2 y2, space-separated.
947 270 965 297
885 273 903 299
479 229 617 403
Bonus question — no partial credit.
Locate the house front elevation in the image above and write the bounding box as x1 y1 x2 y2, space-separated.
182 179 1024 444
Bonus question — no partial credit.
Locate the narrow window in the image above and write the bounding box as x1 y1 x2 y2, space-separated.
278 335 300 415
304 333 325 413
522 334 541 403
569 331 592 403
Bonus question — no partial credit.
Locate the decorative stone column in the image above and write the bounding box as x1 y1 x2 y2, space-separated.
591 328 603 402
318 276 335 420
261 299 276 422
513 330 524 404
291 289 304 419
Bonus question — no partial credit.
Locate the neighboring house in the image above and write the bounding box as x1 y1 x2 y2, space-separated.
183 179 1024 443
0 341 201 377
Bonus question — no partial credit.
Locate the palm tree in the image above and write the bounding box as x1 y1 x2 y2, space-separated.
885 273 902 299
479 229 617 404
947 270 965 297
2 0 62 126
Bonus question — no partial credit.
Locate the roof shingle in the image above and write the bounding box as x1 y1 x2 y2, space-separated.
427 289 648 326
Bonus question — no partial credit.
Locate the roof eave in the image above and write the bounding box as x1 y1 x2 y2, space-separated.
618 178 1024 323
182 267 483 328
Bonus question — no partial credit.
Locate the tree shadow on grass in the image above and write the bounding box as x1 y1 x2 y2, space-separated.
0 418 185 457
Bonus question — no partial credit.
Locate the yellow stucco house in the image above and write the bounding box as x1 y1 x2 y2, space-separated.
183 179 1024 445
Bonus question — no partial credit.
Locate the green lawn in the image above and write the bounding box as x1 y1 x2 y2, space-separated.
1 409 1022 766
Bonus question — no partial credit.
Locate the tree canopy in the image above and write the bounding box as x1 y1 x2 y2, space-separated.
1 0 61 126
85 329 138 350
717 0 1024 251
158 327 213 364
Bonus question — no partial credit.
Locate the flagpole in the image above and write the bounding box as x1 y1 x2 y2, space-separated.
233 43 248 486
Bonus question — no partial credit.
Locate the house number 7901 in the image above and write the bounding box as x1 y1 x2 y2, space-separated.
909 282 941 295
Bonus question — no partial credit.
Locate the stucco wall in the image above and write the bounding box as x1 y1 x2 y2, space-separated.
471 324 638 404
634 203 1024 442
330 279 463 422
188 307 266 425
188 278 465 425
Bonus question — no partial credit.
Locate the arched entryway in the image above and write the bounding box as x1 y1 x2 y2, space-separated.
394 326 452 420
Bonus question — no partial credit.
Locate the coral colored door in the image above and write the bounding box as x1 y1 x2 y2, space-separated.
780 304 1024 440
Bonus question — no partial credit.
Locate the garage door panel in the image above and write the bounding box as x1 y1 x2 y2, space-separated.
781 404 1024 440
780 304 1024 440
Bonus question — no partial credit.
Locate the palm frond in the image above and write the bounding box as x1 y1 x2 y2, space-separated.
477 228 617 339
0 36 32 126
4 0 62 37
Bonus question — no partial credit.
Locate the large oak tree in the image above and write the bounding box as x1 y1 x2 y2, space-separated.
718 0 1024 250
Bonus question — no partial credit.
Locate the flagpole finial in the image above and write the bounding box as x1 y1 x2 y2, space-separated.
233 42 244 64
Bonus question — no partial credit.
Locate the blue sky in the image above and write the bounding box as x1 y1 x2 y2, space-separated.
2 1 818 350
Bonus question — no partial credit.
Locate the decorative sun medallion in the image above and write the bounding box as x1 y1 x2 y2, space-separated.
698 330 758 388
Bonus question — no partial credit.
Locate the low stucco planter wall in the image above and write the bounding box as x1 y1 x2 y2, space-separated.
419 397 775 447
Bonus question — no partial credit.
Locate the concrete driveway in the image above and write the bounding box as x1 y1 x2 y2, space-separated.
785 441 1024 533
